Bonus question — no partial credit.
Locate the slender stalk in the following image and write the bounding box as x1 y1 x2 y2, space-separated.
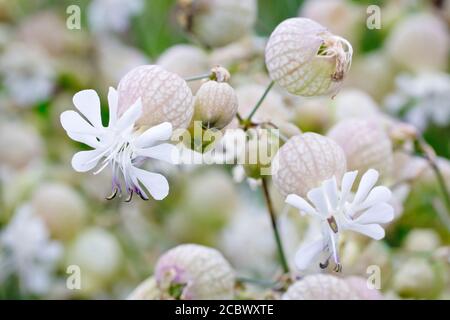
184 73 211 82
261 177 290 274
416 138 450 217
427 158 450 215
245 81 275 123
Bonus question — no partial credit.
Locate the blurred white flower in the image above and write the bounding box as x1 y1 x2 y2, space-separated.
60 88 179 201
0 205 62 294
96 38 149 85
0 42 55 107
88 0 143 33
286 169 394 272
385 72 450 130
220 205 278 277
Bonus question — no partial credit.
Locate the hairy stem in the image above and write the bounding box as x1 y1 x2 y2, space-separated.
261 177 290 274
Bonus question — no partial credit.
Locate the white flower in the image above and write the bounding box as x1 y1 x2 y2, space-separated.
60 88 178 201
286 169 394 272
0 42 54 107
0 205 62 294
385 72 450 130
88 0 143 33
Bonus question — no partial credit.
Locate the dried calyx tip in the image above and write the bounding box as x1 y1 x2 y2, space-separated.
210 65 231 82
319 34 353 82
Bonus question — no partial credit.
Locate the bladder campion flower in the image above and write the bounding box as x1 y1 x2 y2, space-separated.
286 169 394 272
60 88 179 201
265 18 353 97
272 133 347 197
117 65 194 129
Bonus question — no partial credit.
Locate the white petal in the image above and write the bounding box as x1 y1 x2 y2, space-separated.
107 87 118 127
295 238 324 270
340 170 357 204
307 187 328 217
73 89 103 129
354 203 394 224
136 143 179 164
61 111 101 136
286 194 317 216
132 167 169 200
67 132 101 148
323 176 338 209
135 122 173 148
71 149 104 172
344 222 385 240
359 186 392 210
352 169 379 205
116 98 142 131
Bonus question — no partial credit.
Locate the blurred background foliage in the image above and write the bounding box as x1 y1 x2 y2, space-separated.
0 0 449 300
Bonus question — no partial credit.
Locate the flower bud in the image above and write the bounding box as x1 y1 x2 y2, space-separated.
282 274 358 300
403 229 441 252
333 89 380 122
31 182 86 241
66 227 123 284
327 119 393 179
97 38 149 86
0 121 43 170
154 244 235 300
291 97 333 132
176 0 257 48
345 51 395 101
392 257 445 299
117 65 194 129
272 133 347 197
386 13 449 72
265 18 352 96
193 79 238 130
241 128 280 179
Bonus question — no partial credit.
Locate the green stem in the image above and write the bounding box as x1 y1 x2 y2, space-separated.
428 158 450 215
245 81 275 123
261 177 290 274
417 138 450 217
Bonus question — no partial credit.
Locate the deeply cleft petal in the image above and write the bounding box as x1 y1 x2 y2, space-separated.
322 177 338 209
116 98 142 132
71 149 105 172
60 111 101 136
295 238 324 270
359 186 392 210
286 194 317 216
352 169 379 205
340 170 357 204
354 203 394 225
344 222 385 240
107 87 119 127
66 132 101 149
136 143 179 164
132 167 169 200
73 89 103 129
135 122 173 148
307 188 329 218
